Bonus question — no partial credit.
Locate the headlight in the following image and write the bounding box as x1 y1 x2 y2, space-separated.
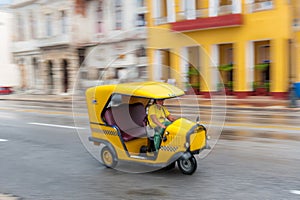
184 142 190 148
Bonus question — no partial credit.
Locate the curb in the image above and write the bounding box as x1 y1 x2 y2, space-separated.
0 95 299 111
220 127 300 141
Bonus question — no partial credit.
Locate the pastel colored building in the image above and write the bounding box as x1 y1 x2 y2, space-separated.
146 0 300 99
11 0 148 94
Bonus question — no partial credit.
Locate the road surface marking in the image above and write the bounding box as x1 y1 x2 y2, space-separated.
0 139 8 142
0 107 86 117
290 190 300 195
28 122 86 130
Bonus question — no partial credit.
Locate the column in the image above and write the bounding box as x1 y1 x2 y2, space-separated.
270 38 289 99
40 58 49 93
68 52 80 94
52 59 62 94
233 41 248 98
201 44 210 97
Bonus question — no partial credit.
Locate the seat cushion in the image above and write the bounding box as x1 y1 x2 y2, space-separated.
103 103 147 141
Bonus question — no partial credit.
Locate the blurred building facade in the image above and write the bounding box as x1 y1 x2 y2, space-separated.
146 0 299 99
11 0 78 94
0 1 19 87
11 0 148 94
77 0 148 88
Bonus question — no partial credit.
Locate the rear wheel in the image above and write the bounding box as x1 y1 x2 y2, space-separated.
177 155 197 175
101 146 117 168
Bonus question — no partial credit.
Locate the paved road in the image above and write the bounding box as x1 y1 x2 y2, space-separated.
0 101 300 199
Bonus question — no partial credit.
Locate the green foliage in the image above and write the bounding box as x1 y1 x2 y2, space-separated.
225 81 233 89
188 67 199 76
253 81 270 90
191 82 200 89
255 63 269 71
218 64 233 71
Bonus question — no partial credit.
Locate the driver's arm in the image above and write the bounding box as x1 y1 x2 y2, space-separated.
150 114 166 129
167 114 177 122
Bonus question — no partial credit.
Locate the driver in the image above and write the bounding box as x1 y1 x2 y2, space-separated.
148 99 177 151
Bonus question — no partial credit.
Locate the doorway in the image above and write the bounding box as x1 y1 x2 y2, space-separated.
62 59 69 93
47 60 54 91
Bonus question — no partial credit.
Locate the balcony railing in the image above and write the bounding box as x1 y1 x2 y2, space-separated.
12 40 39 53
39 34 71 48
196 8 209 18
247 1 273 13
218 5 233 16
153 17 168 25
136 6 147 14
293 18 300 30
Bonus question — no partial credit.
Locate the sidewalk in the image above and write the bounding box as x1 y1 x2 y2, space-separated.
0 92 299 111
1 92 299 142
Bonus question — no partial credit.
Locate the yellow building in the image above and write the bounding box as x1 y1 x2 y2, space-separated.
146 0 299 99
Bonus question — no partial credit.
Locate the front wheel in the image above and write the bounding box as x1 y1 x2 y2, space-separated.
101 146 117 168
177 155 197 175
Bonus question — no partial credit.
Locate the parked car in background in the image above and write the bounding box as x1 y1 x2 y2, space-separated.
0 86 13 95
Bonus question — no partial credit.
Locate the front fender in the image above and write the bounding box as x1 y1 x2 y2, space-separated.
180 151 192 160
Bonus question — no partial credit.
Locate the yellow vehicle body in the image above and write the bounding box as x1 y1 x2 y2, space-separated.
86 81 209 175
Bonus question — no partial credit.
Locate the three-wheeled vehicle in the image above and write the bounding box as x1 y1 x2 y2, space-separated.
86 81 209 175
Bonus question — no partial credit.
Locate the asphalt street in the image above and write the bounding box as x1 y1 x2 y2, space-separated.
0 100 300 200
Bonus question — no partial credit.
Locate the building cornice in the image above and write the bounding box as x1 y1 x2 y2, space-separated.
10 0 38 8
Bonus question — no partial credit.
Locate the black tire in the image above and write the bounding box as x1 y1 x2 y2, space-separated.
101 146 117 168
177 155 197 175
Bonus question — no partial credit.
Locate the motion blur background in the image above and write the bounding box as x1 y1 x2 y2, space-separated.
1 0 300 101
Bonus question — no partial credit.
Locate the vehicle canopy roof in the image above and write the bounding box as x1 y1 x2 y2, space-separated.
85 82 185 123
87 81 184 100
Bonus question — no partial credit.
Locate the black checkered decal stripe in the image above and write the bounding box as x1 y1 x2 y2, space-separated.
160 146 179 152
103 130 118 136
91 128 118 136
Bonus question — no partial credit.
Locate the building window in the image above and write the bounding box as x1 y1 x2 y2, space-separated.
220 0 232 6
137 0 145 7
258 45 270 63
61 10 67 34
29 11 36 39
17 14 24 41
138 66 147 79
137 13 146 27
183 0 196 20
247 0 273 13
153 0 167 24
136 45 146 57
96 0 103 33
115 0 122 30
46 13 52 37
219 0 233 15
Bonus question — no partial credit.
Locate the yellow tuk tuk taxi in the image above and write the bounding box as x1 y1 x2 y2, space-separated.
86 81 209 175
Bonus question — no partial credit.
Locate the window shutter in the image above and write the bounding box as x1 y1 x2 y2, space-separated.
167 0 176 22
180 0 186 12
245 0 254 4
186 0 196 20
232 0 241 14
152 0 159 18
209 0 218 17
